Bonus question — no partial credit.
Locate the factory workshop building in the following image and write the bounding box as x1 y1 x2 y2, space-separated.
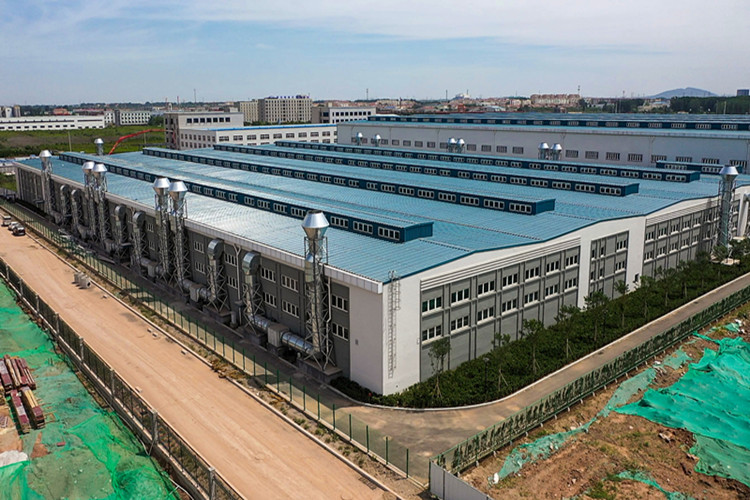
11 141 750 395
339 112 750 169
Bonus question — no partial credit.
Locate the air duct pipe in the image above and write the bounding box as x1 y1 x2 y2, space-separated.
355 132 363 146
302 210 334 367
718 165 739 248
153 178 171 279
169 180 189 289
82 161 97 241
456 138 465 154
538 142 550 160
241 251 266 329
94 138 104 156
92 163 110 245
551 143 563 161
39 150 57 219
130 211 146 271
58 185 70 226
373 134 381 147
70 189 87 239
109 205 128 254
448 137 457 153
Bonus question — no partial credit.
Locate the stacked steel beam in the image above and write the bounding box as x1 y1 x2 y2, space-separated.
20 387 44 428
2 355 44 429
9 390 30 434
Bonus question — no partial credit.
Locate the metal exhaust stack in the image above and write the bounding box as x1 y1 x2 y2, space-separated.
82 161 96 240
373 134 381 147
168 180 189 289
355 132 363 146
456 138 465 154
153 177 171 279
92 163 110 245
302 210 334 368
552 143 563 161
242 251 265 329
538 142 550 160
39 150 54 217
94 138 104 156
718 164 739 248
448 137 457 153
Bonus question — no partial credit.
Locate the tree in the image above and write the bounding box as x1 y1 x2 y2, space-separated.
638 275 655 319
521 319 545 375
428 337 451 402
555 304 580 359
713 245 730 279
584 290 609 344
614 280 629 327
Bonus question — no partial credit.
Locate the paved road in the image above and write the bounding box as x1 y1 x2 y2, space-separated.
0 225 392 500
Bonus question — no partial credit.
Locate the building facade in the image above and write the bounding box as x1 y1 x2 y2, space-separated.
238 100 259 123
312 105 376 124
0 115 105 131
163 111 244 149
115 109 153 126
338 113 750 170
175 124 336 150
12 136 750 395
258 96 312 123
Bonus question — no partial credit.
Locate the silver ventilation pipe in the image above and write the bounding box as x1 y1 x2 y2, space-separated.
717 165 739 248
130 211 146 272
153 177 171 279
58 185 70 226
70 189 85 238
92 163 110 245
94 138 104 156
538 142 550 160
241 251 265 329
112 205 127 250
168 180 189 289
82 161 96 241
552 143 563 161
448 137 457 153
456 138 465 154
302 210 334 367
373 134 381 147
204 239 226 307
39 150 56 220
355 132 363 146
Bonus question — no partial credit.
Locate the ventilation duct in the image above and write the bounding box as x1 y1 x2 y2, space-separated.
302 210 334 367
153 177 171 279
94 138 104 156
718 165 739 248
241 251 265 330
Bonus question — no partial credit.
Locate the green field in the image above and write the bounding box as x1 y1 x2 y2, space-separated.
0 173 16 192
0 125 165 158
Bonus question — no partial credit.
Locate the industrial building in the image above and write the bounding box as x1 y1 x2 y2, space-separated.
174 124 337 150
312 105 377 124
258 95 312 123
0 115 105 131
10 134 750 395
338 113 750 169
164 111 245 149
114 109 153 126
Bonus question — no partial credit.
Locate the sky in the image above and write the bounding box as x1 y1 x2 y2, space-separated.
1 0 749 105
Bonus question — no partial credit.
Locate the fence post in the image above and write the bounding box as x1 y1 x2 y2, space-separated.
208 466 216 500
264 362 268 385
348 414 352 442
151 410 159 447
289 376 293 401
253 354 256 377
407 448 410 478
386 437 389 465
303 386 306 412
242 347 245 371
109 367 116 395
333 404 336 430
276 369 280 393
317 394 320 421
366 426 370 453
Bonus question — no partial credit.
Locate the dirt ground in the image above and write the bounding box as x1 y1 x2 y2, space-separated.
0 226 405 499
462 326 750 500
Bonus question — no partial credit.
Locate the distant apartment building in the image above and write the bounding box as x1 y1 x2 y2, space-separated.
312 105 376 124
115 109 153 126
176 123 336 150
238 100 259 123
104 110 115 126
738 89 750 97
258 95 312 123
0 115 105 131
530 94 581 108
1 107 12 118
163 111 245 149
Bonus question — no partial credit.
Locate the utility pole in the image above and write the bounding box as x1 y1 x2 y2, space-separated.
194 88 197 103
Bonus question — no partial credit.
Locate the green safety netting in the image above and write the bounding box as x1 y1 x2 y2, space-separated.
614 470 694 500
0 282 176 499
617 334 750 487
490 346 694 485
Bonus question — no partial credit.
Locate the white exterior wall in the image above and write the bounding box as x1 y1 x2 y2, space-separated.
348 283 386 393
115 110 153 126
312 106 376 124
337 122 750 168
177 124 337 150
0 115 105 131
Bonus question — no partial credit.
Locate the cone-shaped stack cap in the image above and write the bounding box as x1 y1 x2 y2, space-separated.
153 177 171 196
302 210 329 240
449 137 457 144
39 150 52 159
168 180 188 202
720 165 739 180
457 138 465 145
552 143 563 151
94 138 104 145
82 161 95 174
92 163 107 178
356 132 363 138
539 142 550 150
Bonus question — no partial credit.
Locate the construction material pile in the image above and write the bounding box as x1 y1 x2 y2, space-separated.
1 354 44 432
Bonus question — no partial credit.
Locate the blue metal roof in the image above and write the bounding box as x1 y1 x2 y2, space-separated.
18 146 750 284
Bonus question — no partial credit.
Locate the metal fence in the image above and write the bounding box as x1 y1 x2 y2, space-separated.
0 256 242 500
431 278 750 478
0 200 418 481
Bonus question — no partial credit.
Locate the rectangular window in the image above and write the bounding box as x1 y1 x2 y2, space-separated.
421 325 442 342
606 152 620 161
545 284 560 297
224 253 238 266
502 273 519 287
332 323 349 340
501 298 518 314
260 267 276 282
564 277 578 289
524 267 540 280
332 295 349 312
545 260 560 274
281 275 298 292
496 146 507 153
524 291 540 305
227 276 239 289
477 306 495 323
194 262 206 274
565 150 579 158
565 254 579 267
422 296 443 313
282 300 299 318
451 287 470 304
264 292 277 308
193 240 204 253
512 146 524 154
628 153 643 162
450 315 470 332
477 280 496 296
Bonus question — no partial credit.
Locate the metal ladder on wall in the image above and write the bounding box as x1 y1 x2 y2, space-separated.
387 270 400 379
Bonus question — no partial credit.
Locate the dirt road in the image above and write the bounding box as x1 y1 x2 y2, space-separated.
0 228 391 500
